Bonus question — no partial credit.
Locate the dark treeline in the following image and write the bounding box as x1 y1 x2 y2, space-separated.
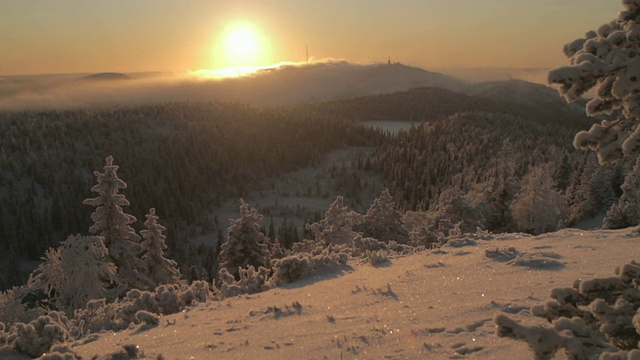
0 102 384 289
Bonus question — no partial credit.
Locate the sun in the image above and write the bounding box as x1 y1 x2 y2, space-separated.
220 22 266 67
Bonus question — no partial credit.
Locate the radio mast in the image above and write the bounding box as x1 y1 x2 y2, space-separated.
306 45 309 64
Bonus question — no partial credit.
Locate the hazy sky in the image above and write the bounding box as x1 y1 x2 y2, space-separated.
0 0 623 76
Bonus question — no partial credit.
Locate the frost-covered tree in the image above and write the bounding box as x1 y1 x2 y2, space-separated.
568 158 617 225
432 188 484 234
28 235 116 311
83 156 150 292
402 210 438 247
604 157 640 228
140 208 181 287
305 196 362 244
510 166 567 235
549 0 640 162
355 189 408 243
218 200 271 280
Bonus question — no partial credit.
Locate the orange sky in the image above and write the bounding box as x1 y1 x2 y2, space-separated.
0 0 623 76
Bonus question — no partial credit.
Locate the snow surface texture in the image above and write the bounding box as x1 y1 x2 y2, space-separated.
0 227 631 359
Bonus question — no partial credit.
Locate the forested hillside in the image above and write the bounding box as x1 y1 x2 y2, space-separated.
0 80 629 290
0 102 383 289
308 83 591 128
372 112 624 233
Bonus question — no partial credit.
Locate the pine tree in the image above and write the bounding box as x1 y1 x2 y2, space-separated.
568 158 616 225
356 188 407 243
549 0 640 162
510 166 568 235
305 196 362 244
28 235 117 311
140 208 181 287
83 156 150 292
604 157 640 228
219 200 271 280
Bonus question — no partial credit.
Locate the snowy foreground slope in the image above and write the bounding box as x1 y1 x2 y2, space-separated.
58 229 639 359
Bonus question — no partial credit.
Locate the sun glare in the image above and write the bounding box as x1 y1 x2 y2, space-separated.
221 22 265 68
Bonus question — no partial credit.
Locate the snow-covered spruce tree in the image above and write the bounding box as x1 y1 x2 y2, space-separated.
568 157 617 225
140 208 181 287
548 0 640 163
305 196 362 245
355 188 408 243
510 166 568 235
604 157 640 228
27 235 116 312
218 200 271 280
83 156 150 292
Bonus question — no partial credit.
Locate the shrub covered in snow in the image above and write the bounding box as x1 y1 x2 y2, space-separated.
74 281 212 335
270 255 313 286
0 321 16 350
218 266 271 298
366 249 389 266
39 344 81 360
117 289 160 325
495 260 640 358
14 312 73 358
351 235 387 255
0 285 44 326
134 310 159 326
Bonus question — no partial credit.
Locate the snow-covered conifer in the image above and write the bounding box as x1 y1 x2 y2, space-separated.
83 156 150 292
401 211 438 247
510 167 567 235
219 200 271 279
28 235 116 311
604 157 640 228
140 208 181 287
305 196 362 244
432 188 484 234
549 0 640 162
356 189 407 243
568 158 617 225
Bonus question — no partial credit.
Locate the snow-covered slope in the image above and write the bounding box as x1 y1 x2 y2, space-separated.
57 228 639 359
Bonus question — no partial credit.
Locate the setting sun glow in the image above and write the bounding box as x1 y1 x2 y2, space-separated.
220 22 266 68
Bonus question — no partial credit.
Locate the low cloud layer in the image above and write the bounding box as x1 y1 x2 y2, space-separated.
0 61 548 111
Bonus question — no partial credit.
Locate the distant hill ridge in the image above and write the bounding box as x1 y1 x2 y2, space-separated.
307 80 592 130
220 62 466 105
81 72 130 81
